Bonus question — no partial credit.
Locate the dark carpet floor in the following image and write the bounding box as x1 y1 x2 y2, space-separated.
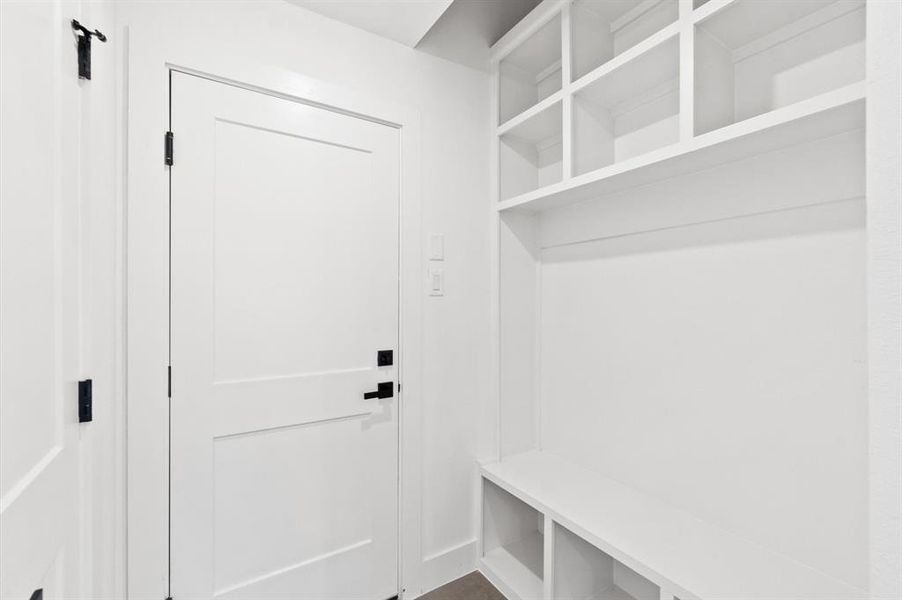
418 572 505 600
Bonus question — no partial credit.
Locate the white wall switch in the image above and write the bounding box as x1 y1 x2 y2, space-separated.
429 233 444 261
428 266 444 296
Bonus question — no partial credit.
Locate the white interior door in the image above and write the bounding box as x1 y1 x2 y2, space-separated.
0 2 84 599
170 72 400 600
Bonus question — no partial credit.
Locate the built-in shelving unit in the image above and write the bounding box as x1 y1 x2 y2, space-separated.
501 81 864 213
694 0 865 135
492 0 867 215
485 1 870 599
482 480 545 600
481 453 867 600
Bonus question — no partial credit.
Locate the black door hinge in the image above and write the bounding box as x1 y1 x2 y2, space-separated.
167 366 171 398
165 131 174 166
78 379 93 423
71 20 106 80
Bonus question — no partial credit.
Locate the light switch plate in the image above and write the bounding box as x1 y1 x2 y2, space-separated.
429 233 444 261
428 266 444 296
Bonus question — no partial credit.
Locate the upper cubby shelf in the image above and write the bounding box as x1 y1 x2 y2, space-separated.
694 0 865 135
499 14 562 125
492 0 867 214
500 82 864 213
573 34 680 176
500 100 563 201
571 0 679 81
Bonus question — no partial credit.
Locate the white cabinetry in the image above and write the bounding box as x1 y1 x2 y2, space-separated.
483 1 870 599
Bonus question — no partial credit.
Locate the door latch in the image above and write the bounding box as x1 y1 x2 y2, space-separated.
364 381 394 400
71 20 107 80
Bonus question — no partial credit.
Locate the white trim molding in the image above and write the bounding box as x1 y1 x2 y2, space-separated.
867 0 902 597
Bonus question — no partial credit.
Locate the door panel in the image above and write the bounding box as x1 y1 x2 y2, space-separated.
211 119 396 383
170 72 400 600
0 1 82 598
214 417 373 593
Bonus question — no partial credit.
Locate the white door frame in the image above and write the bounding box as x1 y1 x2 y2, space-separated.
126 33 424 599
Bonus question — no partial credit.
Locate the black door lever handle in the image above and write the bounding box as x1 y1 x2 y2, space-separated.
364 381 394 399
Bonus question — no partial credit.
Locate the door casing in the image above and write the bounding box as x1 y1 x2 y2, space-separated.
126 50 424 599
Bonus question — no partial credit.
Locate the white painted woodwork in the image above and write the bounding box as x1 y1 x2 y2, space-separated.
501 82 864 212
538 128 864 248
495 0 867 211
866 1 902 596
572 34 679 175
169 72 399 599
0 1 93 597
500 15 563 124
482 480 544 600
570 0 679 81
483 452 867 600
554 523 660 600
500 101 564 200
694 0 865 135
486 0 871 598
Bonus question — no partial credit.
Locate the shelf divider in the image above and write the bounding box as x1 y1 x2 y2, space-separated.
498 90 564 137
571 21 680 97
542 514 554 600
560 3 573 181
679 0 695 141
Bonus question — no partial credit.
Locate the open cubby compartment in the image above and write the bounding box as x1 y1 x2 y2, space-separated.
499 14 562 125
482 479 544 600
694 0 866 135
552 523 660 600
572 35 679 176
500 100 563 201
571 0 678 81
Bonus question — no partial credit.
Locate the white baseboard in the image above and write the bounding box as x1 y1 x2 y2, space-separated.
409 538 478 598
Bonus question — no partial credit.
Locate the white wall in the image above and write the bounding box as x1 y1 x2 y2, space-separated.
531 123 869 589
115 1 493 596
539 199 868 588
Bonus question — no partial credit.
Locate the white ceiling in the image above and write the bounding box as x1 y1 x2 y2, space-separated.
416 0 543 70
286 0 542 70
289 0 455 48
